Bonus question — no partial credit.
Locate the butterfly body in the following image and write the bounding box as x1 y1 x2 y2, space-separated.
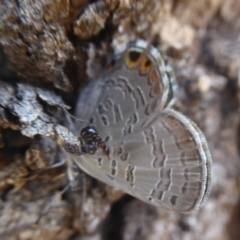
74 40 212 213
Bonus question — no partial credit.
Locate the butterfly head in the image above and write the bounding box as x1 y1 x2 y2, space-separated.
80 126 98 139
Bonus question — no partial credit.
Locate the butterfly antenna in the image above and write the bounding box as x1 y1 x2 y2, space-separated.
62 107 90 125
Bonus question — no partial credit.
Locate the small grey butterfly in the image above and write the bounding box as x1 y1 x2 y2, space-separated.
72 40 212 213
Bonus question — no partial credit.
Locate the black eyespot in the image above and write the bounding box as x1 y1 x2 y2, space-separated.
144 59 151 67
128 50 141 62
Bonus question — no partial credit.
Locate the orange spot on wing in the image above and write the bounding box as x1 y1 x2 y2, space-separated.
140 55 152 75
125 49 142 68
149 69 159 84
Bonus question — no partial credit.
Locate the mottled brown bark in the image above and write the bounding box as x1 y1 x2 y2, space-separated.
0 0 240 239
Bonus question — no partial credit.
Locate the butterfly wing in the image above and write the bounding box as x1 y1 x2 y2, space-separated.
75 40 175 131
74 108 211 213
74 40 212 213
86 40 176 139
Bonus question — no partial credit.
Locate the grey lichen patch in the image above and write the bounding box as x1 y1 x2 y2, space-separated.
36 88 70 110
0 81 80 151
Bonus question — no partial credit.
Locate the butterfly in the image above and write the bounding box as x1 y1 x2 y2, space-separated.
71 40 212 213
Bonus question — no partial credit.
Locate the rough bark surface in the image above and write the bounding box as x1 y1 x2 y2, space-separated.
0 0 240 239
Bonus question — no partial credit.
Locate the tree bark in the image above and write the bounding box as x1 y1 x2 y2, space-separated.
0 0 240 239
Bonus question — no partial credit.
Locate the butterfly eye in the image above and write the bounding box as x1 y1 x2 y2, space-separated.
80 126 98 138
125 49 142 68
